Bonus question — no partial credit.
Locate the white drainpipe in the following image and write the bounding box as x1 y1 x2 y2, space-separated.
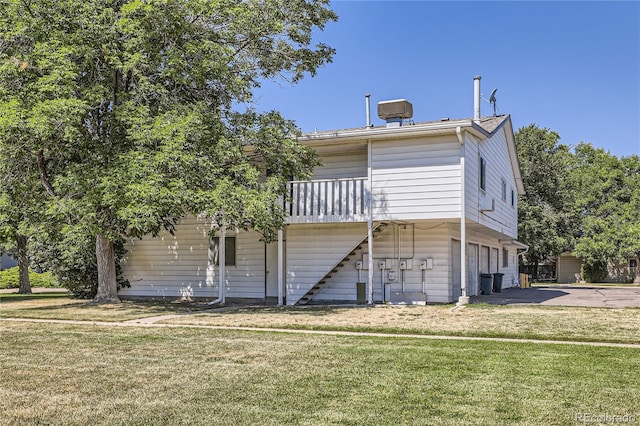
208 226 226 305
457 127 470 305
367 139 375 304
277 228 284 306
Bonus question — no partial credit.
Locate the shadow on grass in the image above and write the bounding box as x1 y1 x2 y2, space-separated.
0 292 71 302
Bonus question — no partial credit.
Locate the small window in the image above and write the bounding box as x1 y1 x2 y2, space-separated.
501 179 507 201
479 157 486 191
510 188 515 206
503 248 509 268
212 237 236 266
630 259 638 268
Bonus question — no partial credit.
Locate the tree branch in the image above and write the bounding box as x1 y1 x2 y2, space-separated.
36 149 57 197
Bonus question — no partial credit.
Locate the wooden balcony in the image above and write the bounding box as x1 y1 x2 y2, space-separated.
285 178 369 224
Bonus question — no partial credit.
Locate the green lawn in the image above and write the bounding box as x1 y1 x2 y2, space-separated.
1 321 638 426
2 295 640 344
0 293 210 321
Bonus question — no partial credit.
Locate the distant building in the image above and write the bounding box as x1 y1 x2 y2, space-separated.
0 249 17 271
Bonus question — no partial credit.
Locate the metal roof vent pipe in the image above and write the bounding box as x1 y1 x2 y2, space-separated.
365 93 373 128
474 75 481 122
377 99 413 128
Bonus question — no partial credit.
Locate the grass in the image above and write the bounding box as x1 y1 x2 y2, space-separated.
0 294 209 322
159 304 640 345
1 321 638 426
2 295 640 344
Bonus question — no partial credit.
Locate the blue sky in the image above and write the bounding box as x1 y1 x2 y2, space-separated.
253 1 640 157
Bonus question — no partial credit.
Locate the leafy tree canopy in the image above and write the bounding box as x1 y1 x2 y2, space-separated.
516 124 639 282
515 124 577 269
571 143 640 269
0 0 336 301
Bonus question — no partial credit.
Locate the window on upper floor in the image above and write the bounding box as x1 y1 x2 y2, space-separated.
479 157 486 191
501 178 507 201
511 188 515 207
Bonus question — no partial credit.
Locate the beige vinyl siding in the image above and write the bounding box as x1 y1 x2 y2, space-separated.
476 128 518 239
119 217 212 298
312 151 367 179
310 222 455 303
372 137 462 221
464 133 481 222
120 217 266 299
285 223 368 305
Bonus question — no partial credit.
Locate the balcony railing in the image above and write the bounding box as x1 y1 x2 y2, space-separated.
285 177 369 223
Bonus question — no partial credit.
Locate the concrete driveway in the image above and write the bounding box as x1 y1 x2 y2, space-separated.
472 285 640 308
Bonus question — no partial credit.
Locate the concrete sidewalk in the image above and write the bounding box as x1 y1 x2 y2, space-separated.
471 285 640 308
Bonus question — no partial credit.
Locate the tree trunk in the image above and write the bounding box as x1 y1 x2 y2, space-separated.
93 233 120 303
634 257 640 284
16 234 31 294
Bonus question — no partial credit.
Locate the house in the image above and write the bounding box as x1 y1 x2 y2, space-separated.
0 249 17 271
556 252 639 284
119 76 528 305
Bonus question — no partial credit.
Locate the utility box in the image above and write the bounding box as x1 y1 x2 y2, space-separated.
378 260 387 270
378 99 413 120
355 260 363 270
420 259 433 270
400 259 413 270
388 271 397 281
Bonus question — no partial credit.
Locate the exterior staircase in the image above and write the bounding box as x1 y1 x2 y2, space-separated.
296 223 387 305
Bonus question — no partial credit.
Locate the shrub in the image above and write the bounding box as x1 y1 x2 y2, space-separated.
0 267 59 289
581 261 608 283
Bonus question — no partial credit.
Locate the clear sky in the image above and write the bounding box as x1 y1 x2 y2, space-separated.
252 0 640 157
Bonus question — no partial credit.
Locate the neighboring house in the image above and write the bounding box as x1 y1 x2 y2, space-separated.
0 249 18 271
556 252 639 284
119 76 528 305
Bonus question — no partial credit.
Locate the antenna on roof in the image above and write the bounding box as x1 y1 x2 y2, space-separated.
489 88 498 117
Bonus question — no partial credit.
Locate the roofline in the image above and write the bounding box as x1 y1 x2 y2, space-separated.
299 118 490 144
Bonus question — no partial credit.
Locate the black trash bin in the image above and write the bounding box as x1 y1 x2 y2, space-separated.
480 274 493 295
492 273 504 293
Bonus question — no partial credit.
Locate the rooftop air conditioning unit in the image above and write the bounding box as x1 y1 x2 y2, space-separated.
377 99 413 120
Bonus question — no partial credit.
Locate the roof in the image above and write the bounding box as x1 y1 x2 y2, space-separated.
299 115 511 143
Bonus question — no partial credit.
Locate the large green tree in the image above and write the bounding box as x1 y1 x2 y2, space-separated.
515 124 577 276
0 0 335 302
570 143 640 282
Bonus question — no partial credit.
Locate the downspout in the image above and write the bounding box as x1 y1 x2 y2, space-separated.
208 226 226 305
367 139 375 304
457 127 470 305
277 228 284 306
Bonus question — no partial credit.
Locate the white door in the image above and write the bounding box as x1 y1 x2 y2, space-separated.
480 246 490 274
265 242 280 298
492 248 500 273
468 243 479 296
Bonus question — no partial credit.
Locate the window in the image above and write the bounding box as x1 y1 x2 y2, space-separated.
501 178 507 201
212 237 236 266
630 259 638 268
510 188 515 207
503 248 509 268
479 157 486 191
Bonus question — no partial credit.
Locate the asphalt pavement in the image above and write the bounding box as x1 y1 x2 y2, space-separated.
472 285 640 308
